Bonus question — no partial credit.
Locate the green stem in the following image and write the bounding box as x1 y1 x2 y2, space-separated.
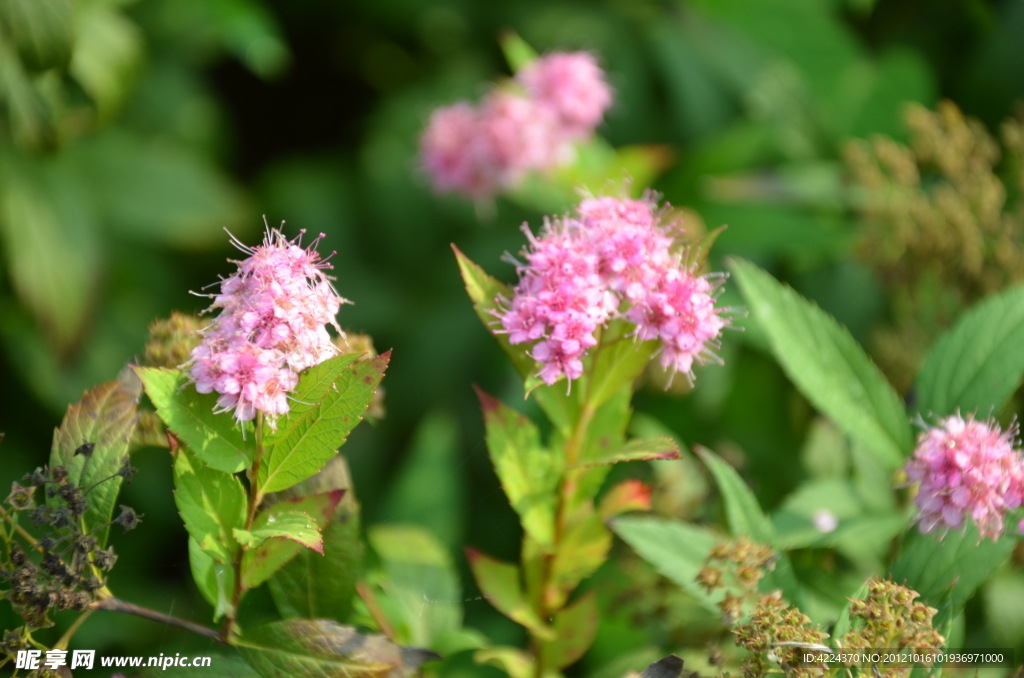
54 608 94 650
0 505 40 550
222 413 266 641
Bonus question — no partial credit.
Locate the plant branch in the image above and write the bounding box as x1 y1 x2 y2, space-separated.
0 504 40 549
54 608 95 650
95 598 224 643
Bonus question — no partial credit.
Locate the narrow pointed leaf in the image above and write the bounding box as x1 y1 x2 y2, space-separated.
50 368 140 546
729 258 911 467
540 592 599 670
260 352 388 493
174 445 246 564
465 548 555 640
914 284 1024 417
572 436 679 469
476 388 562 548
136 367 253 473
234 619 438 678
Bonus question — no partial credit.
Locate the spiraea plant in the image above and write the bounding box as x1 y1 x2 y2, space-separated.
844 100 1024 391
455 190 729 678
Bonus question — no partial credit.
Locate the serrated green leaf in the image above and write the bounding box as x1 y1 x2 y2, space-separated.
241 491 341 590
174 445 246 564
572 436 679 469
136 367 253 473
465 548 555 640
889 519 1018 631
914 284 1024 418
234 619 438 678
234 510 321 551
540 592 599 671
368 524 461 649
268 457 362 623
189 536 236 622
476 388 562 548
49 369 140 547
547 509 611 610
729 258 911 468
697 447 805 609
584 326 657 412
259 353 388 494
611 516 720 613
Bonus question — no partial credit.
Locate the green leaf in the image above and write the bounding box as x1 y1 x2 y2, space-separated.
189 536 236 622
572 436 679 470
465 548 555 640
475 647 534 678
498 30 538 73
547 510 611 610
234 619 438 678
49 369 140 547
136 367 254 473
729 258 911 467
598 480 653 520
268 457 363 623
174 445 246 564
611 516 720 613
540 592 599 671
0 151 101 352
69 3 142 118
379 411 465 549
889 519 1018 630
476 388 562 548
584 325 657 412
72 130 249 247
367 524 461 649
234 511 321 551
696 447 805 609
141 651 259 677
914 284 1024 418
260 352 389 493
829 581 868 647
0 0 73 71
241 491 342 590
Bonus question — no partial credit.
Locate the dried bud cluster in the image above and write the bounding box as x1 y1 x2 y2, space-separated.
905 414 1024 540
845 100 1024 390
189 226 346 426
732 592 827 678
839 578 944 678
497 194 727 386
420 51 612 199
144 312 204 369
0 449 140 636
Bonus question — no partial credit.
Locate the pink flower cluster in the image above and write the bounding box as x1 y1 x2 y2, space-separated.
189 227 345 426
420 52 612 199
496 194 727 386
905 414 1024 541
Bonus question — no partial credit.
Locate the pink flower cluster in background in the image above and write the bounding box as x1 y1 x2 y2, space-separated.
420 52 612 199
905 414 1024 540
496 194 726 386
189 227 345 425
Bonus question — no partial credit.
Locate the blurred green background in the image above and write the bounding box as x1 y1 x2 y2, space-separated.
2 0 1024 672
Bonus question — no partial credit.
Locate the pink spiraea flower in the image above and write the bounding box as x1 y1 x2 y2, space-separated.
905 414 1024 541
495 194 727 387
189 226 347 426
517 51 612 140
419 51 611 200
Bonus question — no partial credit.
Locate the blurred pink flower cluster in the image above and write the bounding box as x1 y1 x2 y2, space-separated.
189 227 345 426
496 194 726 386
905 414 1024 540
420 52 612 199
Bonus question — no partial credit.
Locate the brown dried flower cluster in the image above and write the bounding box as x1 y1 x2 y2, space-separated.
844 100 1024 391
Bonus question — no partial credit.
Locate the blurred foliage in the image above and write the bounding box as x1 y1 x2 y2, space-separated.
2 0 1024 675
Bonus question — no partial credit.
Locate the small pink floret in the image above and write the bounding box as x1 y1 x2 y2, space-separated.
419 51 611 199
188 226 347 427
495 194 727 387
904 414 1024 541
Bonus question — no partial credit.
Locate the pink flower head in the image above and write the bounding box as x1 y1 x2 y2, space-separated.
517 52 612 139
905 414 1024 541
189 226 347 426
495 194 727 387
419 50 613 200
